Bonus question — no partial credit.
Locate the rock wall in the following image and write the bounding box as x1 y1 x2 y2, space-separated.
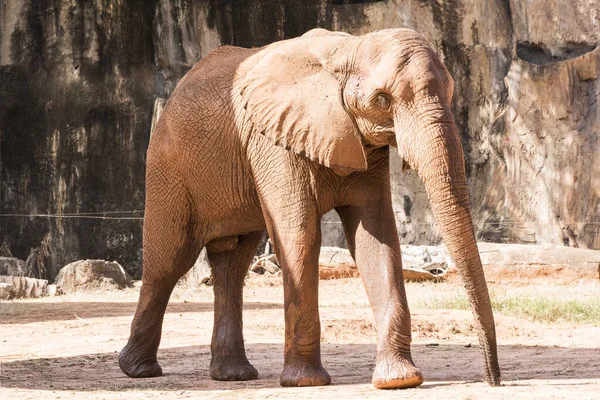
1 1 157 278
1 0 599 278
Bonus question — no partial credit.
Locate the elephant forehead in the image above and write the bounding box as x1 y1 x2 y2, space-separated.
358 39 433 78
361 49 436 96
361 29 429 56
363 28 429 46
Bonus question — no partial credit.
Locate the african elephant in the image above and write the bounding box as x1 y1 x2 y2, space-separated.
119 28 501 389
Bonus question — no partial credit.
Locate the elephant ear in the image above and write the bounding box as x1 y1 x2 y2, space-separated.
239 43 367 173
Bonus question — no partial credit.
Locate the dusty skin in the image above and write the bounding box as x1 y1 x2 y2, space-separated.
1 277 599 399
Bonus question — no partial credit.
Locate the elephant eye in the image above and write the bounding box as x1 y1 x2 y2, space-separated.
375 92 391 110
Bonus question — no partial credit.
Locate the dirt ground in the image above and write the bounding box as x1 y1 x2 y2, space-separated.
1 276 599 399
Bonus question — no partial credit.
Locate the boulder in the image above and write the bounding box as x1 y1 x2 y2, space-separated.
245 247 447 281
402 268 440 282
480 243 600 282
249 243 600 283
440 243 600 282
46 284 60 296
401 245 453 274
179 248 212 287
250 254 281 275
319 247 359 280
0 283 13 300
55 260 132 293
0 276 48 298
318 247 443 281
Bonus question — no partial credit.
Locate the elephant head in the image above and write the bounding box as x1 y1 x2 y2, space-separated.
237 28 500 386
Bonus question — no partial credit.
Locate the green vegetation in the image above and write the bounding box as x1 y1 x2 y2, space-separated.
410 283 600 324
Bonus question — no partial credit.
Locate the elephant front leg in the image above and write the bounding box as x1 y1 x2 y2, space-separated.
262 208 330 387
278 225 330 387
337 202 424 389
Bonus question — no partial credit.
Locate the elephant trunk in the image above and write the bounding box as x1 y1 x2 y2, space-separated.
396 115 501 386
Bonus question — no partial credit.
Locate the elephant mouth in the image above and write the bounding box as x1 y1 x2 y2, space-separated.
364 129 396 147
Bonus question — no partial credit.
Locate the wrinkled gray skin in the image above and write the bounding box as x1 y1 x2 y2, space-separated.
119 28 501 389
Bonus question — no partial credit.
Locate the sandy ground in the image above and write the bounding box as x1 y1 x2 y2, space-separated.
1 276 599 399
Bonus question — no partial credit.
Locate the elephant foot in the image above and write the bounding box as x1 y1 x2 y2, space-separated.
119 342 163 378
209 357 258 381
372 355 423 389
280 363 331 387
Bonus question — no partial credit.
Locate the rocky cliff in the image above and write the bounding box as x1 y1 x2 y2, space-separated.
1 0 599 278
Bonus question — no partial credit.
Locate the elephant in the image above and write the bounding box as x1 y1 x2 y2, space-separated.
119 27 501 389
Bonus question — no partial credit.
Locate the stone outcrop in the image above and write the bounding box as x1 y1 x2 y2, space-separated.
320 0 600 251
55 260 132 293
318 247 361 280
179 248 212 287
0 283 12 300
490 48 600 248
316 243 600 282
249 246 445 281
1 1 599 278
0 275 49 299
446 242 600 282
250 254 281 276
0 1 155 280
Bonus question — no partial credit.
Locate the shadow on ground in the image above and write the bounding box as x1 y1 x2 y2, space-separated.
0 301 282 324
2 343 599 392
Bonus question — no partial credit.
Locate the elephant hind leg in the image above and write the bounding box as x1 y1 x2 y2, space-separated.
208 231 263 381
120 179 201 378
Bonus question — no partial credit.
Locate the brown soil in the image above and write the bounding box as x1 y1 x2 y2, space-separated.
1 276 599 399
